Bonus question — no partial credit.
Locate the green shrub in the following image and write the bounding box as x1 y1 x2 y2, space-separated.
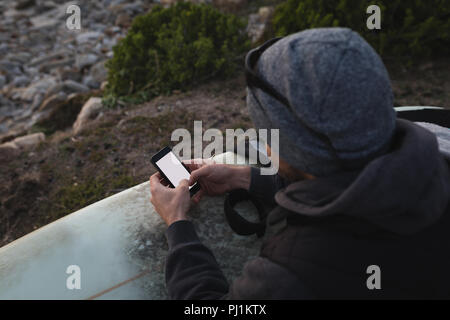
271 0 450 60
105 1 250 100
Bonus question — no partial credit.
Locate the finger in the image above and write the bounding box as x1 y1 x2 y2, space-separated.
174 180 189 198
150 172 160 180
189 165 213 184
149 173 164 191
159 177 170 187
149 173 158 186
184 162 199 172
183 158 205 171
192 189 204 204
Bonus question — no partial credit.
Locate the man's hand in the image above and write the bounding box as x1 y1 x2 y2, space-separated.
185 159 251 204
149 172 192 226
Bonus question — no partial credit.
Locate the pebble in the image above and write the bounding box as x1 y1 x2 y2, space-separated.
21 77 57 101
28 50 70 67
12 75 30 87
30 93 45 111
0 75 6 88
82 75 100 89
63 80 89 93
115 13 132 27
76 53 99 70
73 97 104 134
38 92 68 112
8 52 32 64
76 31 103 45
0 60 22 79
15 0 36 10
90 60 108 83
244 6 275 44
0 43 9 55
10 132 45 149
39 58 75 73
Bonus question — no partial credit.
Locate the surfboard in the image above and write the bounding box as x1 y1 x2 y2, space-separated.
0 152 262 299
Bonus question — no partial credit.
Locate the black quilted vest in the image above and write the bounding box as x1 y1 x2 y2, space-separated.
260 205 450 299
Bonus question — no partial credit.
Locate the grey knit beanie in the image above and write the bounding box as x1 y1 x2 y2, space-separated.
247 27 396 177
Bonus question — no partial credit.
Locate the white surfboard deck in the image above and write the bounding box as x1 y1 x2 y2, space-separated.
0 152 262 299
394 106 443 112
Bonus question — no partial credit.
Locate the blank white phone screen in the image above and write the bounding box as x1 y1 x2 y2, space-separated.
156 152 193 189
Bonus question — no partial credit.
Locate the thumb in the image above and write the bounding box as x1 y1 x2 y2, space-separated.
149 173 163 192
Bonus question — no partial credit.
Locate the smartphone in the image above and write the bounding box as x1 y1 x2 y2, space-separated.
151 146 200 197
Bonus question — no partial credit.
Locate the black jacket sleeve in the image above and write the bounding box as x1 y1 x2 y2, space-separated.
165 220 314 300
164 168 286 300
165 220 229 299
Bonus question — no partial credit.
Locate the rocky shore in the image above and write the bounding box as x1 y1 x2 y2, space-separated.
0 0 149 142
0 0 273 148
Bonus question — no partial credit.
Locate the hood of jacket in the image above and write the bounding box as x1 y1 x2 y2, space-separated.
275 119 450 234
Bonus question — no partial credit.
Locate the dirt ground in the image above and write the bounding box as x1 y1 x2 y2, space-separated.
388 58 450 108
0 60 449 247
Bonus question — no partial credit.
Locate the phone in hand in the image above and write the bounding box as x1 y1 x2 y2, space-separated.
151 146 200 197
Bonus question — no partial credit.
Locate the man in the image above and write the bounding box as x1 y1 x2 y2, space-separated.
149 28 450 299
